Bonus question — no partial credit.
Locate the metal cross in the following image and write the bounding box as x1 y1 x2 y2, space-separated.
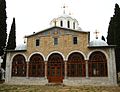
94 30 99 39
62 4 68 14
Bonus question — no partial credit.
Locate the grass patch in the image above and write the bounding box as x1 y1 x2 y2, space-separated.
0 84 120 92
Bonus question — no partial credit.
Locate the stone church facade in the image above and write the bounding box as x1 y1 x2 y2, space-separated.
5 14 117 86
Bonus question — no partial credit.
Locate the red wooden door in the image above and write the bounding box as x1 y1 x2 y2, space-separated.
47 53 64 83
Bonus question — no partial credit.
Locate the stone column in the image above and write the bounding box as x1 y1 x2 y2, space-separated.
45 61 47 79
85 60 89 78
5 52 11 83
64 61 67 79
26 62 29 78
109 48 117 85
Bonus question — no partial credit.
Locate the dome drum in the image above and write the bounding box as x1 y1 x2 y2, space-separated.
50 14 80 30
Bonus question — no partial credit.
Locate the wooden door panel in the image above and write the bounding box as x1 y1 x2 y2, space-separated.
47 53 64 83
48 66 63 83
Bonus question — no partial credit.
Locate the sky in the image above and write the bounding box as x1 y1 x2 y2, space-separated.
6 0 120 45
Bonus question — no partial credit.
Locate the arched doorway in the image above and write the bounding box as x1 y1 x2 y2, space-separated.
28 54 45 77
12 54 26 77
88 51 108 77
47 53 64 83
67 52 86 77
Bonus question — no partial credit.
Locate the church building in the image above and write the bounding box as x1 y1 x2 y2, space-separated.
5 12 117 86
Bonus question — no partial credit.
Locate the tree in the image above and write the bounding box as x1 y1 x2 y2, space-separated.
107 3 120 72
0 0 7 56
6 18 16 50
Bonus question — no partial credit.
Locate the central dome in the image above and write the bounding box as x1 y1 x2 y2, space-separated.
50 14 81 30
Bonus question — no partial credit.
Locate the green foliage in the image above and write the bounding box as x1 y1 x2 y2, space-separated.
107 3 120 72
0 0 7 56
6 18 16 50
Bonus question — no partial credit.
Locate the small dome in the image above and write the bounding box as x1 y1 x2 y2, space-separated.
50 14 81 30
89 39 108 46
58 14 72 18
15 44 27 50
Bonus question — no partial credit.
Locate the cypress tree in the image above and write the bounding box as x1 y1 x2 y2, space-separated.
7 18 16 50
0 0 7 56
107 3 120 72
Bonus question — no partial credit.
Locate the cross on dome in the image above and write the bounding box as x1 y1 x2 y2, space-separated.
62 4 68 14
52 19 58 26
94 30 99 39
50 4 80 30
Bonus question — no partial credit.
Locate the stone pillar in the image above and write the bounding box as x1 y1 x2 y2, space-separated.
26 62 29 78
45 61 47 79
109 48 117 85
64 61 67 79
85 60 89 78
5 52 11 83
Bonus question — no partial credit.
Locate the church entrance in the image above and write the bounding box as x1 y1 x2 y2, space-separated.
47 53 64 83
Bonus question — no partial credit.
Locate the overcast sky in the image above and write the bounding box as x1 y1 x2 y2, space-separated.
6 0 120 45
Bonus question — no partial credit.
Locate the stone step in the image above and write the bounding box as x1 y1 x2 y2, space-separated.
45 83 65 86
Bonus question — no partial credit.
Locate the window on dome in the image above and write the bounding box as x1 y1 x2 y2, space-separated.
67 21 70 28
73 22 75 29
60 21 63 27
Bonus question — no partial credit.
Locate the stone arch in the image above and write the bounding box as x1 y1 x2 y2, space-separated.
66 50 86 61
28 52 45 61
28 53 45 77
11 54 27 77
88 50 108 77
11 53 27 63
47 53 64 83
67 52 86 77
87 49 108 61
46 51 65 61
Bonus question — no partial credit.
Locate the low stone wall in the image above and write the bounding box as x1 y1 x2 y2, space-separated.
5 77 117 86
63 77 117 86
5 77 48 85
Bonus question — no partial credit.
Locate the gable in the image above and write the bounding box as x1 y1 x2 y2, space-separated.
25 27 89 38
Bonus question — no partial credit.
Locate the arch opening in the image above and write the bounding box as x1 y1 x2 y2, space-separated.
12 54 26 77
67 52 86 77
28 54 45 77
88 51 108 77
47 53 64 83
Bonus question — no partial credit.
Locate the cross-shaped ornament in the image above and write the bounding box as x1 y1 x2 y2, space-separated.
62 4 68 14
53 19 58 26
94 30 99 39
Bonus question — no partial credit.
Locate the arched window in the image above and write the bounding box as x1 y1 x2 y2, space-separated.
29 54 45 77
12 54 26 77
73 22 75 29
67 52 85 77
60 20 63 27
67 21 70 28
88 51 108 77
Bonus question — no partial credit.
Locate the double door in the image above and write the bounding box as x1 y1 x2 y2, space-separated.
47 54 64 83
48 65 64 83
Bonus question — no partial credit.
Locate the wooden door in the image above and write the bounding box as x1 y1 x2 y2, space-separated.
47 53 64 83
